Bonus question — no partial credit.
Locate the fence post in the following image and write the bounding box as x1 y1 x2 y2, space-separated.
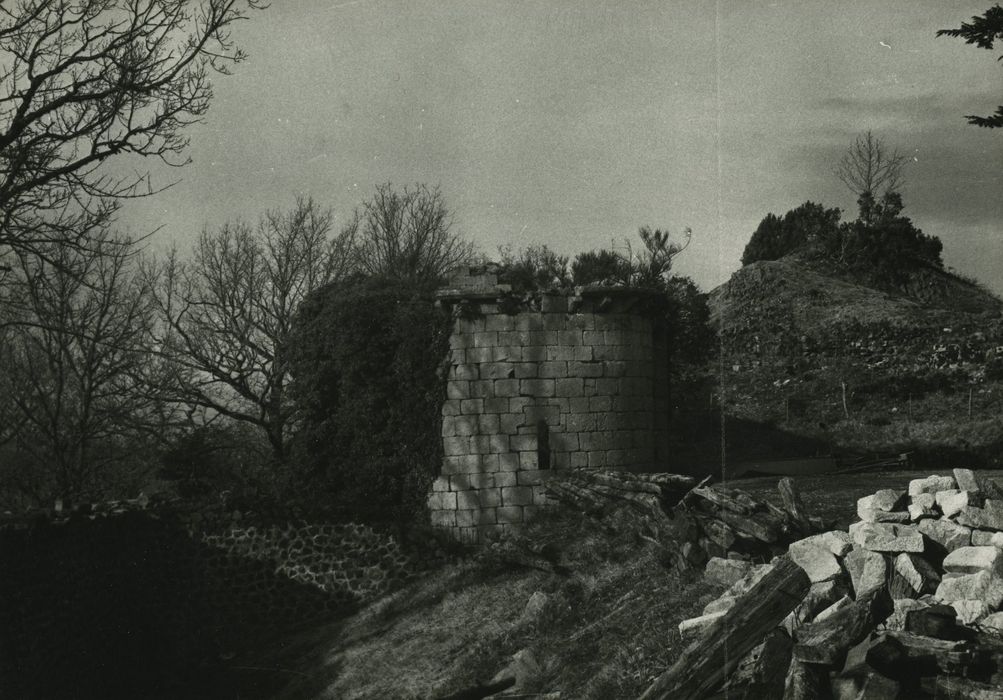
841 381 849 419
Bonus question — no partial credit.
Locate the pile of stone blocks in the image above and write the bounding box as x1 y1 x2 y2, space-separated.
675 469 1003 698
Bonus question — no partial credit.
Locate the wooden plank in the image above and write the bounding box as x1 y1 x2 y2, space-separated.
793 588 893 666
739 627 793 700
865 631 976 680
638 556 810 700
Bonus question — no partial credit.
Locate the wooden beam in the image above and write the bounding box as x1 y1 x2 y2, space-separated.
793 588 893 666
638 556 810 700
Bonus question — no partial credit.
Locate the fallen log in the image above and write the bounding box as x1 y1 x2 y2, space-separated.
778 477 812 532
704 506 781 544
739 627 792 700
688 485 763 515
793 588 893 666
866 631 977 680
638 556 810 700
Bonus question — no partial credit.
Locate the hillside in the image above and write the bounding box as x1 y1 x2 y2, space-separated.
707 257 1003 465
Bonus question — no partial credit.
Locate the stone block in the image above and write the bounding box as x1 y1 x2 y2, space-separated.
493 472 518 488
503 486 535 507
935 569 1003 608
512 363 538 379
555 377 584 397
943 546 1003 575
510 434 536 452
574 345 593 361
518 452 538 469
546 345 576 362
843 547 887 598
872 489 906 512
432 476 451 492
465 347 492 364
979 611 1003 632
491 346 522 362
884 598 929 632
472 331 498 348
589 396 613 412
428 491 457 511
570 361 604 377
531 486 549 505
456 527 478 544
857 494 910 523
523 405 560 425
956 500 1003 531
493 378 520 397
450 364 478 380
452 415 477 436
953 468 981 494
509 397 533 413
788 538 845 583
496 506 524 524
704 557 754 587
479 488 502 508
520 378 555 398
936 489 970 518
918 518 971 553
469 380 493 398
891 553 941 597
455 490 481 510
516 470 547 486
971 530 1003 547
538 362 568 379
908 492 937 521
447 381 470 400
483 397 508 414
951 600 991 625
908 475 957 497
795 531 853 558
456 509 478 528
431 510 456 528
498 453 520 472
587 451 607 468
848 521 924 552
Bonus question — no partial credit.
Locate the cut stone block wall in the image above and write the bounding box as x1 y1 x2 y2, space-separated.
430 272 670 544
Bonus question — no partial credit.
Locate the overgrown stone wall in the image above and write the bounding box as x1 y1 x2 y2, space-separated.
0 501 425 698
430 271 670 543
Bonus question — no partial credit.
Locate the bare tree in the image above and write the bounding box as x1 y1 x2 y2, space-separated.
0 228 161 505
148 197 355 463
0 0 265 261
835 131 907 224
352 183 476 284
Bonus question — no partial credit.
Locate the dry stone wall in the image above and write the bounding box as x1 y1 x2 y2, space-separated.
430 272 671 543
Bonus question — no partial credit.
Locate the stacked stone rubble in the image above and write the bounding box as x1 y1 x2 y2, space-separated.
430 273 670 544
677 469 1003 697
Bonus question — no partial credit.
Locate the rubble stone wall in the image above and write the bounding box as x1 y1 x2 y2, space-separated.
430 274 671 544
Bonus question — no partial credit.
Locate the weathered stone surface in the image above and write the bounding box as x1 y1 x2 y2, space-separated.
788 538 844 583
936 489 970 518
978 611 1003 632
953 468 981 494
724 562 775 598
971 530 1003 547
909 475 956 497
784 580 847 632
957 500 1003 532
884 598 929 632
918 518 971 553
843 547 888 598
872 489 905 512
857 495 911 523
704 556 754 587
951 599 991 625
793 530 853 557
908 492 937 521
849 521 924 553
935 570 1003 608
890 552 941 598
943 546 1003 575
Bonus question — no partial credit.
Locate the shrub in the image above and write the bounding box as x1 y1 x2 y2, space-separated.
286 277 452 525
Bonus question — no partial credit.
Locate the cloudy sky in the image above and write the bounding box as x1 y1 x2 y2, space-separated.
121 0 1003 294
